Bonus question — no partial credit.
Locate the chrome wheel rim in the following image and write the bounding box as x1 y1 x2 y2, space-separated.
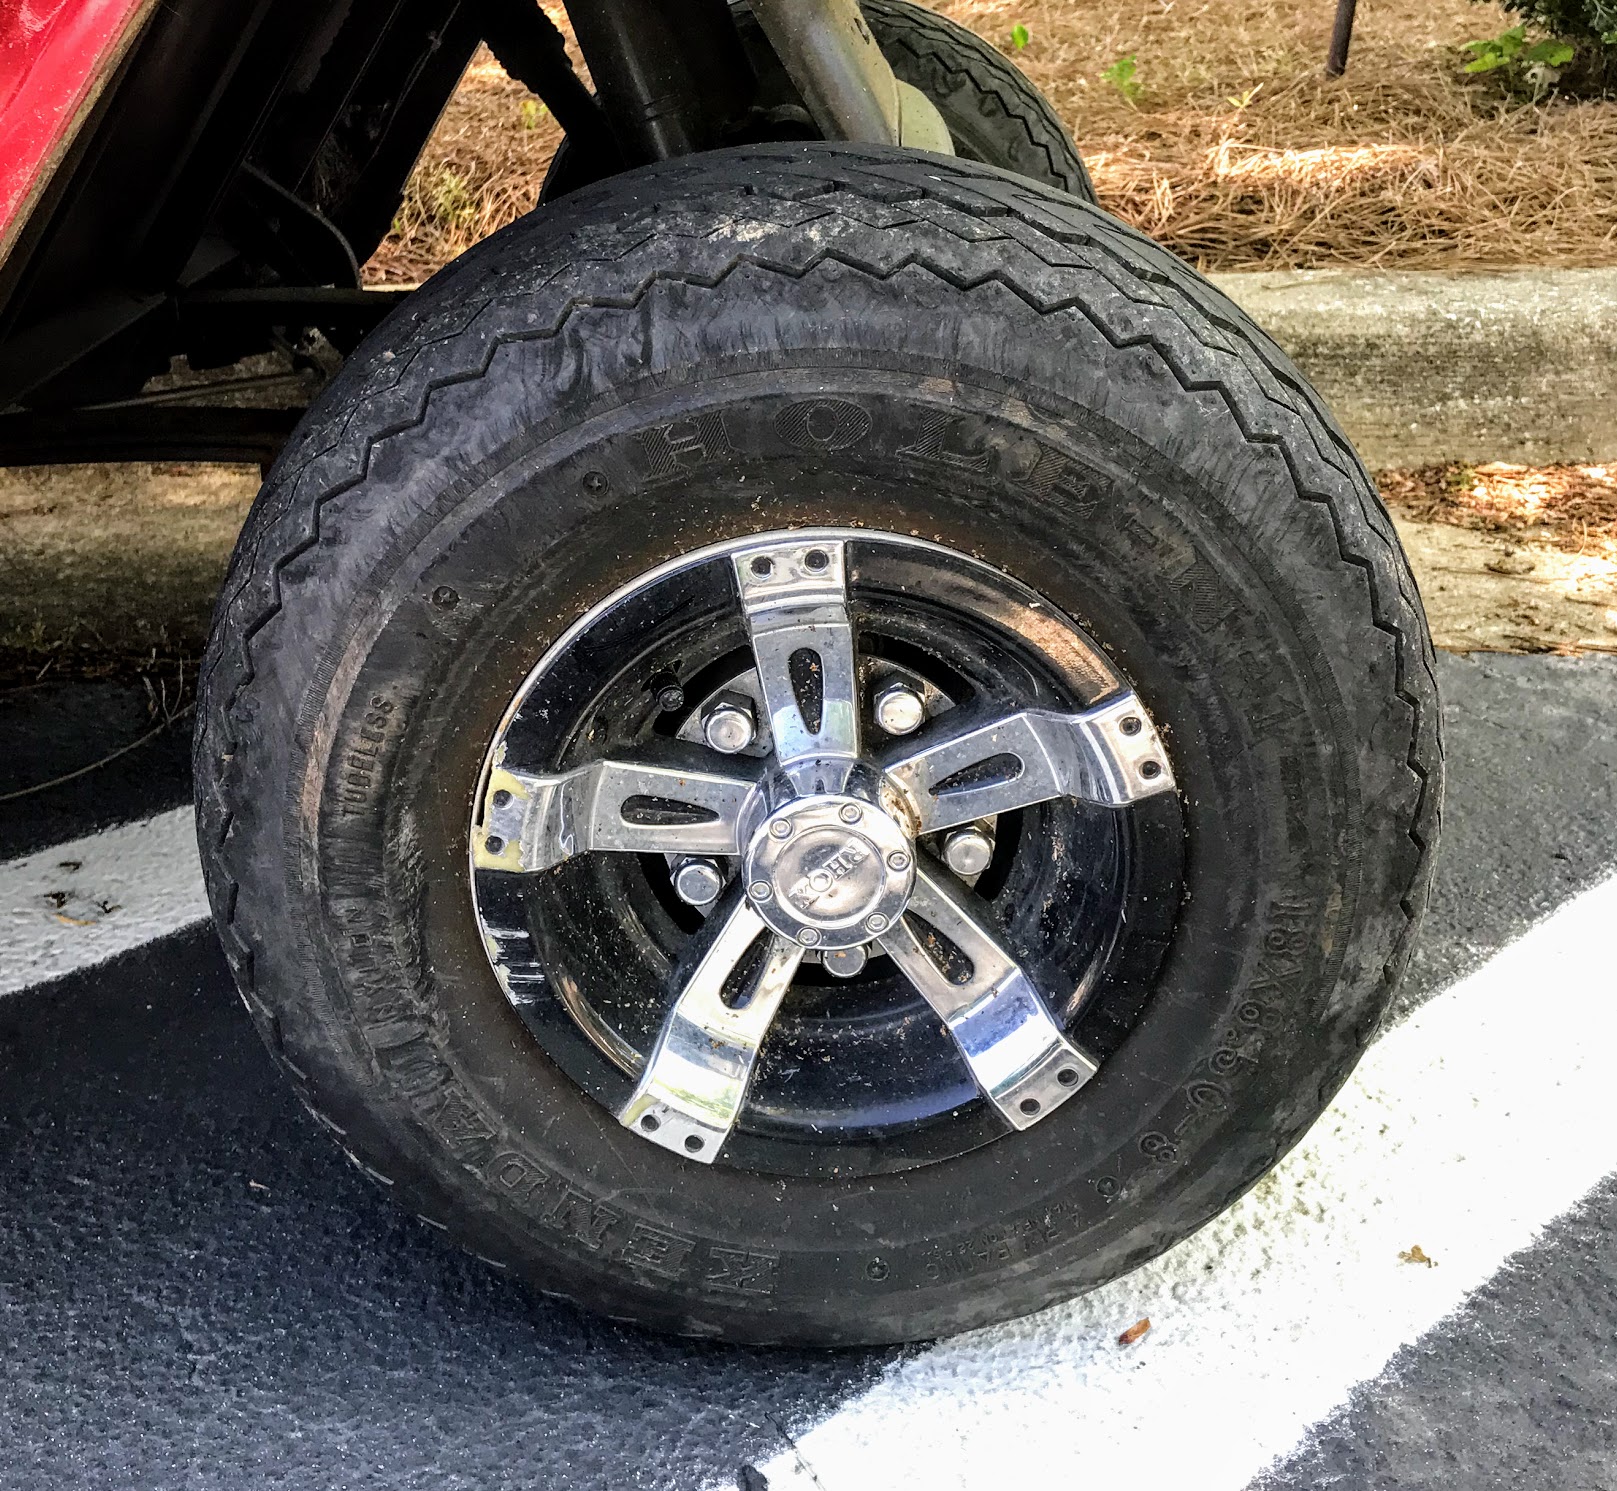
470 529 1180 1172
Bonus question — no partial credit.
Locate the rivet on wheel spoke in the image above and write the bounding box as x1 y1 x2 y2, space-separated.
887 850 911 872
769 819 793 840
838 803 862 824
798 928 821 946
749 881 773 901
864 913 889 934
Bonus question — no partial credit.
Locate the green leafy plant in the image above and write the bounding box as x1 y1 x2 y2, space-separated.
1471 0 1617 94
1010 23 1030 50
1102 54 1143 104
520 97 547 130
1463 24 1574 73
1462 23 1576 96
1489 0 1617 40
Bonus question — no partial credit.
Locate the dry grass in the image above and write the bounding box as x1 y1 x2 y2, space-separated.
365 0 1617 282
988 0 1617 270
1380 461 1617 563
372 49 567 284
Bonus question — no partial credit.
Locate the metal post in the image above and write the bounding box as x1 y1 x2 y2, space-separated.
1326 0 1359 79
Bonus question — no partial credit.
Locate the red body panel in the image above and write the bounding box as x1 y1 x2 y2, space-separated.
0 0 150 258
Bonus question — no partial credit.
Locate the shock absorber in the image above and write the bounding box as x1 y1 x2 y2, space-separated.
562 0 756 162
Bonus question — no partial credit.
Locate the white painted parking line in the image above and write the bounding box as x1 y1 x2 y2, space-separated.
0 806 208 995
752 872 1617 1491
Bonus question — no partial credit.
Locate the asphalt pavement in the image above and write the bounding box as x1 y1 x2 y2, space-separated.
1 652 1614 1491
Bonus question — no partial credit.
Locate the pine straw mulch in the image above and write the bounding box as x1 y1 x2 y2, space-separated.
373 54 567 285
947 0 1617 272
1379 462 1617 565
365 0 1617 284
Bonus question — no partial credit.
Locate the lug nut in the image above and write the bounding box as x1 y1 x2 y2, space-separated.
823 946 868 979
873 679 926 736
943 826 995 877
702 698 757 754
673 858 724 907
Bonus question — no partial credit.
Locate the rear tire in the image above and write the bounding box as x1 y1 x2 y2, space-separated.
541 0 1096 201
196 144 1441 1346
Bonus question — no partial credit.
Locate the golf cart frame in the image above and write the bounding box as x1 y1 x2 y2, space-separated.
0 0 953 469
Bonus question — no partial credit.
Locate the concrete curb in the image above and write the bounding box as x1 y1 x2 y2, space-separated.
1212 267 1617 470
3 266 1616 669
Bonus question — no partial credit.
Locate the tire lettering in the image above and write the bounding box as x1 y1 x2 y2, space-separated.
637 413 732 480
621 1223 698 1281
1019 445 1105 517
897 411 992 472
548 1187 624 1252
423 1089 497 1156
775 397 872 452
704 1246 779 1295
918 1200 1085 1284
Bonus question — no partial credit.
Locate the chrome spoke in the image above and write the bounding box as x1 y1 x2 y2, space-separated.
618 895 804 1162
474 757 755 871
879 864 1097 1128
883 692 1175 835
732 536 860 769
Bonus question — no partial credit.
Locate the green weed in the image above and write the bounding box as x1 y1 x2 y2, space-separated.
1102 54 1143 104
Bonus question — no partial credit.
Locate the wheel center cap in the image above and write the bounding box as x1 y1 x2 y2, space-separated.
744 794 915 950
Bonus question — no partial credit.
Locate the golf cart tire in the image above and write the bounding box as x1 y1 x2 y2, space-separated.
195 144 1442 1347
